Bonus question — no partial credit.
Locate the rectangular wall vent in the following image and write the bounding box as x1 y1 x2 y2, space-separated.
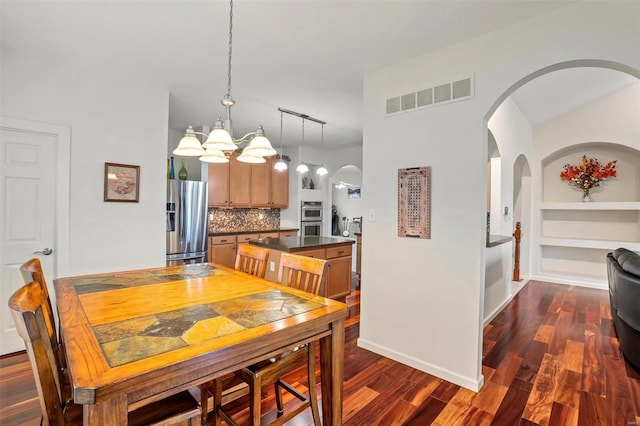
416 88 433 107
385 75 474 116
452 78 471 99
386 97 401 114
434 83 451 103
401 93 416 111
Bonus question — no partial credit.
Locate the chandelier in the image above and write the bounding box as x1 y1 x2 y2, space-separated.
173 0 276 164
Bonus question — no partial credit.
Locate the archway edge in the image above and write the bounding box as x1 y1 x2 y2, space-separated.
541 141 640 165
484 59 640 121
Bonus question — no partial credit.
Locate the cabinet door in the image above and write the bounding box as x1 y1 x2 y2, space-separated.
250 158 271 207
229 154 251 207
211 243 236 268
208 162 230 206
325 256 352 300
271 164 289 208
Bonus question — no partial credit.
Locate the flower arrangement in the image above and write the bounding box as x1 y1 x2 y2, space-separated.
560 155 617 201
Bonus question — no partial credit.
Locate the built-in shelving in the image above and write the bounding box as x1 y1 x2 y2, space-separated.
540 201 640 210
535 143 640 289
539 237 640 251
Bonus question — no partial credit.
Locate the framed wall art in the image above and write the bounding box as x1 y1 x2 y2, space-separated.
104 162 140 202
398 166 431 238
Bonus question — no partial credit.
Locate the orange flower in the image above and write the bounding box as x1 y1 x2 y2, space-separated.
560 155 617 193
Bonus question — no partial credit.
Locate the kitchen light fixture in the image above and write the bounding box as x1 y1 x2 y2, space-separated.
296 118 309 174
274 111 288 171
316 123 328 176
277 108 326 174
173 0 276 164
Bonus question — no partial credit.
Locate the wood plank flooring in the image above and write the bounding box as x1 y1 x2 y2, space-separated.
1 280 639 425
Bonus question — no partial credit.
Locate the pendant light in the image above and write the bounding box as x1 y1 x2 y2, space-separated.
316 123 328 176
274 111 288 171
173 0 276 162
296 118 309 174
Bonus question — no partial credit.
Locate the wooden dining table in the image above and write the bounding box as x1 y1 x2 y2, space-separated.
54 263 348 425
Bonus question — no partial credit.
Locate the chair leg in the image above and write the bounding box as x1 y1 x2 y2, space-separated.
274 382 284 415
307 342 321 426
250 376 262 426
213 378 223 426
200 382 212 426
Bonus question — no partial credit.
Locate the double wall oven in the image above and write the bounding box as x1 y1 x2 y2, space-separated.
301 201 323 237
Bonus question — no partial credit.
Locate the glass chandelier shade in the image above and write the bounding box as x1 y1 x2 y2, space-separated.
316 165 328 176
296 163 309 173
237 149 266 163
203 118 236 151
173 126 206 156
241 126 277 157
199 147 229 163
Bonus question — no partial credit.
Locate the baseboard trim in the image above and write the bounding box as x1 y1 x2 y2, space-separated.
530 274 607 290
356 337 484 392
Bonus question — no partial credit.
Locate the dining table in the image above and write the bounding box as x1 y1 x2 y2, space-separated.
53 262 348 425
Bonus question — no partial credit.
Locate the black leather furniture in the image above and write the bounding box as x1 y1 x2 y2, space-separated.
607 247 640 371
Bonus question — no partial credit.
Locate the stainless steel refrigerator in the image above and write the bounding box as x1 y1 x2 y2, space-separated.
166 180 208 266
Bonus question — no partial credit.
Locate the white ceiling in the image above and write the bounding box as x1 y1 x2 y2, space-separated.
2 1 636 150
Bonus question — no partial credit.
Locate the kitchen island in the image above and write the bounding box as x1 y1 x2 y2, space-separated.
249 236 354 301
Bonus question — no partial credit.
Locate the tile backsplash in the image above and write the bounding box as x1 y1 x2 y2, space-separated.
208 208 280 233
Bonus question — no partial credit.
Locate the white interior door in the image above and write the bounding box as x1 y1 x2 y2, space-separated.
0 127 57 355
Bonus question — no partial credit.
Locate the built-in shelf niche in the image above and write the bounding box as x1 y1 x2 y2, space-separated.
542 143 640 203
536 142 640 288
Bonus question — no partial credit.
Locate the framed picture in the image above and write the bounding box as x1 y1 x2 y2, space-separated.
348 187 361 198
398 166 431 239
104 162 140 202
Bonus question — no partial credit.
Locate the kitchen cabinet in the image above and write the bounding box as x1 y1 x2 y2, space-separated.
250 156 289 208
236 233 260 244
292 244 352 301
208 153 251 207
209 236 237 268
259 232 279 239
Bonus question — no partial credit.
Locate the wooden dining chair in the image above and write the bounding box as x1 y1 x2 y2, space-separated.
20 257 68 376
212 253 328 426
234 244 271 278
9 281 202 426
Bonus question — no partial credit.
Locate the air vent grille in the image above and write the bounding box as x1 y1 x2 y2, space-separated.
386 76 473 116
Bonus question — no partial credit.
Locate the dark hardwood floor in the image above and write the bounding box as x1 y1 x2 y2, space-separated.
1 280 639 425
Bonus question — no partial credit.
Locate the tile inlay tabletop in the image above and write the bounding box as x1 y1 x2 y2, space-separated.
54 262 348 425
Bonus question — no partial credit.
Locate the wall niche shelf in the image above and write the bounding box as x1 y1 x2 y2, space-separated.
541 201 640 210
536 142 640 289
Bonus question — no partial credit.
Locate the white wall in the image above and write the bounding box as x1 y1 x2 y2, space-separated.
360 2 640 391
484 97 533 322
1 51 169 275
280 144 362 231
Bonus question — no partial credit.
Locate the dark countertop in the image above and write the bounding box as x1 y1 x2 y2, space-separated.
487 234 513 248
209 228 298 237
249 236 354 253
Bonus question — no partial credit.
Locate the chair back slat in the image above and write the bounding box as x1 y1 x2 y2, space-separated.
20 258 56 335
9 281 67 425
278 253 327 295
235 244 271 279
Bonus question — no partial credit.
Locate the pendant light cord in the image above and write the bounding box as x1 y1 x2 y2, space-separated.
226 0 233 98
279 111 284 153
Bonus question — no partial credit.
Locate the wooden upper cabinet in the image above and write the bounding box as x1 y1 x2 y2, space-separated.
250 158 272 207
208 153 251 207
208 161 230 207
229 153 251 207
250 156 289 208
271 160 289 208
210 154 288 208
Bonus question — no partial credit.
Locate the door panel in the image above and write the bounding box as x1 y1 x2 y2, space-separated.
0 128 56 355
